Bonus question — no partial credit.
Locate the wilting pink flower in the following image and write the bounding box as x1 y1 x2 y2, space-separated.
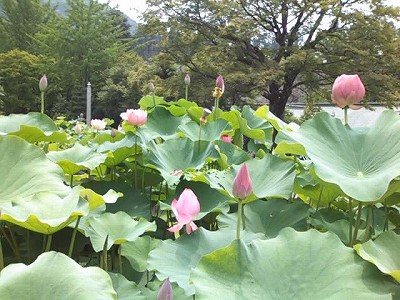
39 75 48 92
221 134 232 143
157 278 173 300
168 188 200 235
73 122 82 134
233 163 253 200
331 74 365 109
120 109 147 126
90 119 107 130
216 75 225 94
184 73 190 85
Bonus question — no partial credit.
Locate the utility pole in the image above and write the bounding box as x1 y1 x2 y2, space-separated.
86 82 91 125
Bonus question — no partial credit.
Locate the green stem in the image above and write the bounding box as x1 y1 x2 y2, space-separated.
40 91 45 114
68 216 82 257
70 174 74 187
152 93 156 108
185 85 189 101
352 202 363 246
0 227 17 259
236 200 243 240
0 238 4 271
45 234 52 252
102 235 109 271
142 166 146 192
118 246 123 275
198 125 202 153
384 200 389 232
8 226 21 261
344 107 348 126
241 203 246 230
27 230 31 263
134 133 138 190
214 97 220 120
348 198 353 247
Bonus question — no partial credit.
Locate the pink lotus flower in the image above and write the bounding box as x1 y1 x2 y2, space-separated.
216 75 225 94
157 278 173 300
168 188 200 235
221 134 232 143
73 122 82 134
331 74 365 109
120 109 147 126
184 73 190 85
39 75 48 92
90 119 107 130
233 163 253 200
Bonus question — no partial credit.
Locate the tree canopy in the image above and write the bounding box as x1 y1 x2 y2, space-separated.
142 0 400 118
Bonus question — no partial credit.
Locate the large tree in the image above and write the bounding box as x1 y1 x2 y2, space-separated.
142 0 400 118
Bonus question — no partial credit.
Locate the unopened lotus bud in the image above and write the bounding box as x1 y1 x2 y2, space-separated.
184 73 190 85
148 82 155 93
39 75 48 92
215 75 225 94
111 128 117 138
157 278 173 300
73 122 82 134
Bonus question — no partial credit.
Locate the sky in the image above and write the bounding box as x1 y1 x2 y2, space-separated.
99 0 399 21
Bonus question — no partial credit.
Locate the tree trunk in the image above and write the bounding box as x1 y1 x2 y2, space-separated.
263 82 291 120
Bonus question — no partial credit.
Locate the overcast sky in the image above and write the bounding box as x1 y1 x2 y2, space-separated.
99 0 399 22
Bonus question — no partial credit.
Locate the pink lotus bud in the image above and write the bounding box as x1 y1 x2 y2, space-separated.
148 82 155 92
184 73 190 85
221 134 232 143
168 188 200 235
90 119 107 130
157 278 173 300
120 109 147 127
215 75 225 94
39 75 48 92
73 122 82 134
233 163 253 200
111 128 117 138
331 74 365 109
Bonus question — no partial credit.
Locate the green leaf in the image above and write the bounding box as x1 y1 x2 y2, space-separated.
145 138 219 186
0 136 88 233
178 119 231 141
148 228 262 295
221 110 266 142
85 211 156 251
355 231 400 282
108 272 145 300
277 111 400 201
0 251 117 299
121 236 161 272
218 199 311 237
47 143 107 175
0 112 68 143
205 154 296 203
191 229 396 299
96 134 136 167
139 95 167 109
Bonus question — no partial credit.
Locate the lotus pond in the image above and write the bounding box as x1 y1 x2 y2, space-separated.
0 92 400 299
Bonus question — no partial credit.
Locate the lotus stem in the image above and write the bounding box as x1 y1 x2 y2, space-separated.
40 91 45 114
102 235 109 271
70 175 74 187
27 230 31 263
185 85 189 101
241 203 246 230
118 246 123 275
214 97 220 120
152 93 156 108
344 107 348 126
1 226 18 260
348 198 353 247
351 202 363 246
134 133 138 190
0 238 3 271
384 200 389 232
9 225 21 261
68 216 81 258
236 200 243 240
44 234 52 252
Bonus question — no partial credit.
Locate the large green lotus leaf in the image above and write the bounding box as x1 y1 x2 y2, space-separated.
0 136 87 233
220 110 266 142
0 251 117 300
147 228 262 295
139 94 167 109
85 211 156 251
277 111 400 202
205 154 295 203
108 272 145 300
96 134 136 167
254 105 299 132
145 138 219 186
140 107 190 142
0 112 68 143
355 231 400 282
47 143 107 175
84 181 152 219
121 236 161 272
241 105 273 142
218 199 310 238
214 140 250 169
191 228 396 299
178 119 231 142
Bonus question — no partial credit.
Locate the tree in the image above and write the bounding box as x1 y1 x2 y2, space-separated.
142 0 400 118
34 0 129 117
